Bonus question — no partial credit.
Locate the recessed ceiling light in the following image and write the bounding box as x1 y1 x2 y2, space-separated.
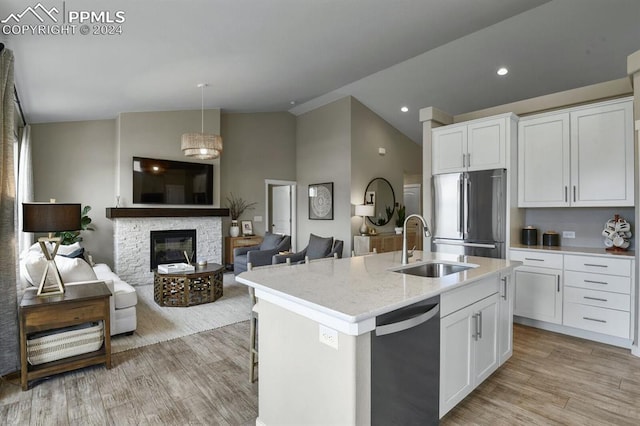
497 67 509 76
290 101 296 105
400 106 409 112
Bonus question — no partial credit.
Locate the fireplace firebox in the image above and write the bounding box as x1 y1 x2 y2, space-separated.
150 229 196 271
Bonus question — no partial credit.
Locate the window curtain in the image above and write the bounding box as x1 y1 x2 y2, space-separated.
0 47 18 376
17 124 33 265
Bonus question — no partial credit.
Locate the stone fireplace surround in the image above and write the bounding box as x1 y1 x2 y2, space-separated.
107 208 228 286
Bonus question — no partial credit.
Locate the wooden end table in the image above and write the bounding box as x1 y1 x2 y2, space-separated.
19 282 112 391
154 263 225 307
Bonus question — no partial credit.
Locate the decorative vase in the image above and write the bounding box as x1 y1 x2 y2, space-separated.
230 220 240 237
395 227 403 235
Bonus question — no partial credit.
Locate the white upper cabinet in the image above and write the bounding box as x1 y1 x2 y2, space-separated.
518 113 570 207
432 114 513 174
518 98 634 207
570 101 634 206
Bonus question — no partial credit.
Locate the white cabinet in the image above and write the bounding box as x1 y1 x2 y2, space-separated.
563 254 632 339
432 114 515 174
510 250 563 324
440 275 502 418
498 271 514 365
518 98 634 207
518 113 570 206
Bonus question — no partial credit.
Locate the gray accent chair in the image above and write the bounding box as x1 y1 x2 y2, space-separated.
234 233 291 275
273 234 344 265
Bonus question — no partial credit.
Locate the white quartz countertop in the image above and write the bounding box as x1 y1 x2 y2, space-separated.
510 244 635 258
236 251 520 335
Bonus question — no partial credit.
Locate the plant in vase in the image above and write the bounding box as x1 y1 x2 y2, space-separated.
55 205 94 244
395 204 406 234
226 193 257 237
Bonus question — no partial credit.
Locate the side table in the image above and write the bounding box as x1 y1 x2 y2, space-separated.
154 263 225 307
19 282 112 390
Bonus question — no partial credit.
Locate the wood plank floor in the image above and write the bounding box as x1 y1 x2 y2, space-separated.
2 322 640 425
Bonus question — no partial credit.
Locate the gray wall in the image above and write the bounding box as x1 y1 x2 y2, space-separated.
351 98 422 236
31 120 117 265
296 97 352 252
220 112 297 236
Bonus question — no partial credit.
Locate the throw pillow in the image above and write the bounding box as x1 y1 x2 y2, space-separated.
57 242 84 258
23 252 97 286
305 234 333 260
260 232 284 250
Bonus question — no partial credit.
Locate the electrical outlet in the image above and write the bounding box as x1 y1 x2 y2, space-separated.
319 325 338 349
562 231 575 239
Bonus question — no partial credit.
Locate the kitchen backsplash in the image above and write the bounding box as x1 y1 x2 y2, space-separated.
523 207 635 250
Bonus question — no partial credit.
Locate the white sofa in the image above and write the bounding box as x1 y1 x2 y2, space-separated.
21 243 137 336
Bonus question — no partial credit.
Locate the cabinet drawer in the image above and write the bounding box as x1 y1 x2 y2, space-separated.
564 254 630 277
509 250 563 269
23 300 105 331
564 286 630 312
564 270 630 294
441 275 499 317
563 302 630 339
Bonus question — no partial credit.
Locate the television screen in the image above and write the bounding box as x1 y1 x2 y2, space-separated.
133 157 213 205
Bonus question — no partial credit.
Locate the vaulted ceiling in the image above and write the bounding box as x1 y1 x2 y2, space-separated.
1 0 638 143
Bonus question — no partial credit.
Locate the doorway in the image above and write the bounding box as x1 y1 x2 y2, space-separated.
265 180 297 252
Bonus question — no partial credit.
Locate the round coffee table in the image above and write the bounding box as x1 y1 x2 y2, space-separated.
153 263 224 307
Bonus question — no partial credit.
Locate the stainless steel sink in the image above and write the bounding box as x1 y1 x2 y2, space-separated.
391 262 473 278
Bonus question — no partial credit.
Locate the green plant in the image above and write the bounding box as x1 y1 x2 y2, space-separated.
385 205 394 222
225 192 257 220
56 205 94 245
395 204 406 228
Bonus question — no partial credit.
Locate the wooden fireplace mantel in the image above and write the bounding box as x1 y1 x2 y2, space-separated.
105 207 230 219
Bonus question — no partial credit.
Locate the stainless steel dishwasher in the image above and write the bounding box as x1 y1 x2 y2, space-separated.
371 295 440 425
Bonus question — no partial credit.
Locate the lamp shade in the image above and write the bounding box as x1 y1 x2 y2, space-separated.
23 203 81 232
181 132 223 160
355 204 375 217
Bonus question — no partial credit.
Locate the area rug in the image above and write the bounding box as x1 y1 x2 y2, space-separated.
111 273 250 353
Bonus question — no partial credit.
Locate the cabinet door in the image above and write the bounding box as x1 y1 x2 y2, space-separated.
433 126 466 174
570 100 634 206
498 273 513 365
473 294 499 385
440 305 474 417
467 118 505 171
514 267 562 324
518 113 570 207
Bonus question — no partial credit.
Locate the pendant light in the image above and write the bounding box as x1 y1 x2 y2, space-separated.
181 83 223 160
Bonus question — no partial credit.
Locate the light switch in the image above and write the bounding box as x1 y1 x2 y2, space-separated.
254 216 263 223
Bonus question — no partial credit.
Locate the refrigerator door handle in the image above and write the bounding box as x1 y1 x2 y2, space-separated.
464 175 470 236
433 240 497 249
458 177 464 235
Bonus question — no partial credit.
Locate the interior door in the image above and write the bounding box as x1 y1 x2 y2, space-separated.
271 185 291 235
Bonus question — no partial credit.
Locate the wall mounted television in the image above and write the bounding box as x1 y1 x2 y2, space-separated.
132 156 213 205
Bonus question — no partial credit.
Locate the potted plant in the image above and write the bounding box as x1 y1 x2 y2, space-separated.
55 205 94 244
226 193 257 237
394 204 406 234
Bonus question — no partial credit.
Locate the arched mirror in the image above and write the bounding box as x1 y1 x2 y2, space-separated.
364 177 396 226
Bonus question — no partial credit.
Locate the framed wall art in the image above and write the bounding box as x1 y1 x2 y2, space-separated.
241 220 254 236
308 182 333 220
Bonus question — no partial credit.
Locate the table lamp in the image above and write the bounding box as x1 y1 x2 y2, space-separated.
23 201 81 296
355 204 375 235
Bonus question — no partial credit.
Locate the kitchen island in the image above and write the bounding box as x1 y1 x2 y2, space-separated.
237 251 521 425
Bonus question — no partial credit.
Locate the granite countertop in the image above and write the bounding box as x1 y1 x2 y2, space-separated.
510 243 635 258
236 251 520 335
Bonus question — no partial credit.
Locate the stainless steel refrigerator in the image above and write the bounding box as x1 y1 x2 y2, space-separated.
432 169 506 258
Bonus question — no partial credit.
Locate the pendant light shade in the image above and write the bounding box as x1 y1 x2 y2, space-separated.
181 83 223 160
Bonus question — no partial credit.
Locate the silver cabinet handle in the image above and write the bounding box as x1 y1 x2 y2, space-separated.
584 279 608 285
557 275 560 292
467 153 471 167
524 257 544 262
472 313 479 341
584 263 608 268
462 153 466 167
573 185 576 202
583 296 608 302
564 186 568 202
478 311 483 339
583 317 606 323
501 276 508 300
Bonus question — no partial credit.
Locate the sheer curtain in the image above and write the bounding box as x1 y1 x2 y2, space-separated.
17 124 33 261
0 47 18 376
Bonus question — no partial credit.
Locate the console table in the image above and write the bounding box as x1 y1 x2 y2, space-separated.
225 236 263 266
19 282 112 391
154 263 225 307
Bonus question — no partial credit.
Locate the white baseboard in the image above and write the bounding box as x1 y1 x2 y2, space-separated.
514 316 633 349
632 345 640 358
